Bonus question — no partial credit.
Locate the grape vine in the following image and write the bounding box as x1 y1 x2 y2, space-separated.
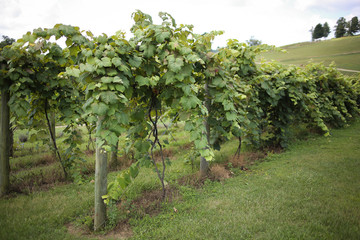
1 11 359 231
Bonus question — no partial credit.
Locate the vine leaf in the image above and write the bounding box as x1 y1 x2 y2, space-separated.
155 30 171 43
135 75 150 86
100 91 118 104
91 102 109 115
180 95 200 109
167 55 184 72
66 67 80 77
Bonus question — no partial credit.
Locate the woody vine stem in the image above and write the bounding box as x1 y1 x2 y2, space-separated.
148 90 166 200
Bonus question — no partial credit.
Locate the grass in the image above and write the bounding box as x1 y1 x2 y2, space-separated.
259 35 360 72
1 120 360 239
0 183 94 240
129 121 360 239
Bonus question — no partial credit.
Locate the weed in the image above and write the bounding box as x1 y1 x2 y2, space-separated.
209 164 231 181
10 165 66 194
74 215 94 231
105 202 123 231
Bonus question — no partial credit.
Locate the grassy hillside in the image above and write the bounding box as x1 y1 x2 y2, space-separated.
259 35 360 71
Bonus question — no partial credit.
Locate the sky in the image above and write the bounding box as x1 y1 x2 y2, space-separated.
1 0 359 48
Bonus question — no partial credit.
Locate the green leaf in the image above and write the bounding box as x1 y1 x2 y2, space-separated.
117 176 127 189
117 112 129 125
65 38 72 47
129 165 139 178
225 112 237 121
164 71 176 84
87 83 96 91
101 57 112 67
113 76 123 83
212 77 225 88
129 56 142 68
167 55 184 73
86 31 94 37
149 76 159 86
180 47 192 55
100 91 118 104
199 148 214 161
190 130 201 142
182 85 191 95
135 76 150 87
140 44 156 58
175 64 192 81
118 64 130 74
115 84 125 92
108 106 116 116
107 68 118 76
105 132 119 146
180 95 200 109
184 121 195 131
22 32 36 43
109 125 126 135
186 54 202 63
91 102 109 116
194 137 207 149
134 140 151 153
156 30 171 43
112 57 122 67
101 76 113 83
97 35 108 44
81 49 92 58
223 101 235 111
66 67 80 77
131 109 145 121
80 63 95 72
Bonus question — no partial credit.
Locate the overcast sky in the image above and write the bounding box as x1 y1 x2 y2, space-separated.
1 0 359 48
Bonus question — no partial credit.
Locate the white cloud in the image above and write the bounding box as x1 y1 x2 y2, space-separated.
1 0 359 47
295 0 360 11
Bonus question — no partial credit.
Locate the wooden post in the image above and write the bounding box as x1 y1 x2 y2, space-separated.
0 82 10 197
94 118 107 231
110 140 119 169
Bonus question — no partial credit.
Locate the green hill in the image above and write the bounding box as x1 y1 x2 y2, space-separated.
259 35 360 72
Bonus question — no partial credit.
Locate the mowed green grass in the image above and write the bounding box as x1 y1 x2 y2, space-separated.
130 121 360 239
259 35 360 71
0 121 359 239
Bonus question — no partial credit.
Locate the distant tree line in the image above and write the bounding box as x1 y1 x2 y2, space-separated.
335 16 360 38
246 36 262 46
310 22 331 40
311 16 360 40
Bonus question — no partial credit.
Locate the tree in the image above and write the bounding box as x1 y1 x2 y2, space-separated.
0 36 15 48
246 36 262 46
313 23 324 40
323 22 331 37
347 16 360 36
335 17 347 38
309 27 314 41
